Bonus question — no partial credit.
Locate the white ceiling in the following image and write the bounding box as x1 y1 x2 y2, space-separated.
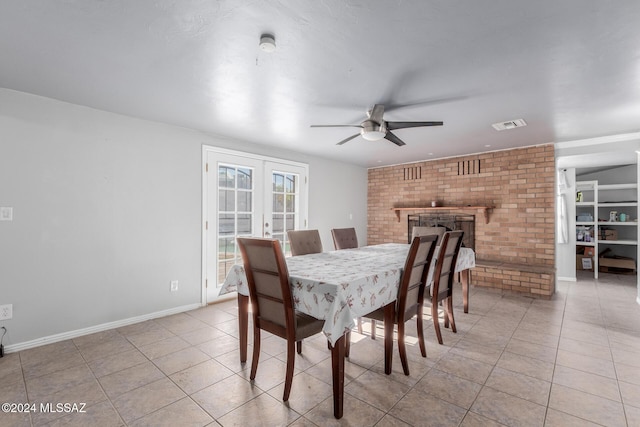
2 1 640 168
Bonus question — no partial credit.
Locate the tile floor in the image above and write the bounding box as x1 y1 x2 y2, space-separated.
1 272 640 426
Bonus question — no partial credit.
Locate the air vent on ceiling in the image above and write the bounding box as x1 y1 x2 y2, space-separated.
492 118 527 131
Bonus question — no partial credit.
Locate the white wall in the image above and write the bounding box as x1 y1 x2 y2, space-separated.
0 89 368 348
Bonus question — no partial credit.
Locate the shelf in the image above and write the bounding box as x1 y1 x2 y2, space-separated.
599 183 638 191
598 202 637 207
576 242 596 247
391 206 494 223
598 221 638 226
577 202 596 206
576 222 595 226
598 240 638 245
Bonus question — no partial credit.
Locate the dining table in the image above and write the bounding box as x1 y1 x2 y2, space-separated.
219 242 475 419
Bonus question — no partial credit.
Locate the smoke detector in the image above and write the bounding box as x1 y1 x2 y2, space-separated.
492 119 527 131
259 34 276 52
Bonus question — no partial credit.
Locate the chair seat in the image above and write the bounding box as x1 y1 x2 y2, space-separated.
364 304 419 323
295 311 324 340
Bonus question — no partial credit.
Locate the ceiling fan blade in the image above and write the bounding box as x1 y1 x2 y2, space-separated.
384 131 406 147
386 121 443 130
385 95 469 112
369 104 385 123
336 134 360 146
310 124 363 128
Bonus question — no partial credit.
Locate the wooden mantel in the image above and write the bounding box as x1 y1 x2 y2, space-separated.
391 206 495 223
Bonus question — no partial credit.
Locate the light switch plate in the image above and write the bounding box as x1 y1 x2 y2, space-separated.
0 304 12 320
0 207 12 221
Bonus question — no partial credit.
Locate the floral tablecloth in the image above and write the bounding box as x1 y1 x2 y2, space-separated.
219 243 475 346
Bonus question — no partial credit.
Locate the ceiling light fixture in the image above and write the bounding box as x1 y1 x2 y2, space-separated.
360 120 386 141
259 34 276 52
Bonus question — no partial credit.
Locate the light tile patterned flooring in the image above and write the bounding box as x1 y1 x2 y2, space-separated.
2 272 640 426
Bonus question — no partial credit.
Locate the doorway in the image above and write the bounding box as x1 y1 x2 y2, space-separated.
202 147 308 303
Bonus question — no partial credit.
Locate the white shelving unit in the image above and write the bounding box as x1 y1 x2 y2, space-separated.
576 181 638 278
597 183 638 255
576 181 598 277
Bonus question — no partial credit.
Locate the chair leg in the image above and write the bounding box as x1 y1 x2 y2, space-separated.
357 317 363 334
447 297 457 333
250 327 261 380
397 321 409 376
296 340 302 354
383 304 394 375
432 302 443 345
461 269 470 313
417 307 427 358
283 339 295 401
345 330 351 358
371 320 377 340
443 301 450 329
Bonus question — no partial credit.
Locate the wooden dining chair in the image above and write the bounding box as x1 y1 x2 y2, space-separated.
428 230 464 345
331 227 358 250
287 229 323 256
361 234 438 375
237 237 325 401
411 226 446 245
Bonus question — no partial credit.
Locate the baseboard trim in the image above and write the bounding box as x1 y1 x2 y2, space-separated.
4 303 203 354
557 276 577 282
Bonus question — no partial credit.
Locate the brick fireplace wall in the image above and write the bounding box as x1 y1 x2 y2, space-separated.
367 144 556 297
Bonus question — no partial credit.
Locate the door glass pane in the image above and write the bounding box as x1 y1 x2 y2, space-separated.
218 166 235 188
286 194 295 212
273 213 284 233
273 193 284 212
286 175 296 193
218 237 235 261
237 168 252 189
237 190 251 211
219 190 235 211
219 214 234 235
273 173 284 192
285 214 295 232
237 214 252 234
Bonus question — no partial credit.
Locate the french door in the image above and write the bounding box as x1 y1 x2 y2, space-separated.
203 147 308 303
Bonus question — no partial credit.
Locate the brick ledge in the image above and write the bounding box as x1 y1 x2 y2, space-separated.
475 259 555 275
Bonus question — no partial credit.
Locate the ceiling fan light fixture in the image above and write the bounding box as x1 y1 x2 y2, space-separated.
361 129 385 141
360 120 385 141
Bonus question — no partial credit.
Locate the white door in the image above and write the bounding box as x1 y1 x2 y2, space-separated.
203 147 308 303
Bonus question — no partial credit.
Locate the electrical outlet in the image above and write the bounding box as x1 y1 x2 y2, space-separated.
0 207 13 221
170 280 179 292
0 304 12 321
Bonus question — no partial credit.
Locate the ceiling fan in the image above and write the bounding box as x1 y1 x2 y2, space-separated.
311 104 443 146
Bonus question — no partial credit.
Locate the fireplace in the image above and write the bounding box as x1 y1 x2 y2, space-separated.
407 214 475 250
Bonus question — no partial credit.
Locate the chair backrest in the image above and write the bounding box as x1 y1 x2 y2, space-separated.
237 238 295 336
397 235 438 322
411 226 446 245
432 230 464 302
287 229 323 256
331 228 358 250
